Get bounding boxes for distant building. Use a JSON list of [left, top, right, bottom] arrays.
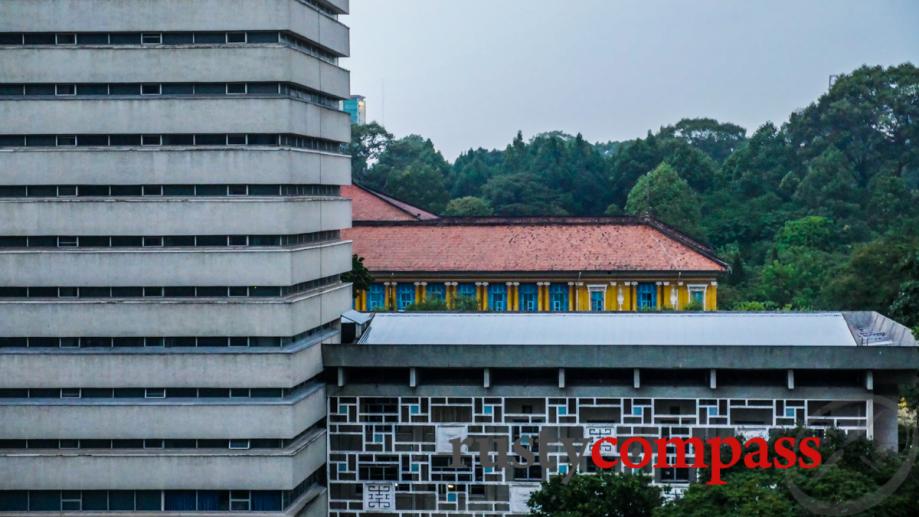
[[342, 184, 727, 312], [325, 311, 919, 514], [343, 94, 367, 125]]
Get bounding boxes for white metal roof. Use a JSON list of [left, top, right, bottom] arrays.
[[357, 312, 874, 347]]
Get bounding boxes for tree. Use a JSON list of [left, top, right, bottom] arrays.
[[792, 146, 861, 220], [754, 216, 842, 309], [384, 163, 450, 214], [659, 117, 748, 163], [784, 64, 919, 186], [625, 162, 703, 238], [889, 249, 919, 327], [528, 472, 662, 517], [341, 255, 373, 297], [658, 139, 719, 192], [372, 134, 451, 210], [443, 196, 493, 216], [450, 148, 502, 198], [348, 122, 392, 187], [482, 173, 568, 216], [825, 236, 919, 312]]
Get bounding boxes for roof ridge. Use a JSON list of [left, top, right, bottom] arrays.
[[351, 182, 439, 221]]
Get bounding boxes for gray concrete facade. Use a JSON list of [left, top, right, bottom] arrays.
[[324, 312, 919, 515], [0, 0, 351, 514]]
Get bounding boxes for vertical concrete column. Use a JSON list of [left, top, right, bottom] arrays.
[[483, 368, 491, 389], [865, 371, 874, 391], [633, 368, 640, 389], [873, 394, 899, 451], [786, 370, 795, 390], [337, 367, 346, 387], [709, 369, 717, 390], [409, 368, 417, 388], [558, 368, 566, 389]]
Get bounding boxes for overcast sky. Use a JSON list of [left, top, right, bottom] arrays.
[[343, 0, 918, 161]]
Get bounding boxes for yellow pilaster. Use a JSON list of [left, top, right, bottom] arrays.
[[568, 284, 575, 311], [707, 282, 718, 311], [606, 285, 615, 311], [656, 283, 663, 310], [511, 284, 519, 312], [577, 285, 589, 311], [482, 283, 489, 311], [537, 284, 545, 311]]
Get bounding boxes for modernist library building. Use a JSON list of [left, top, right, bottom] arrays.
[[0, 0, 352, 515], [326, 312, 919, 515]]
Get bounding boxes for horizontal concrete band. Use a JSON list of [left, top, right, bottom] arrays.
[[0, 0, 349, 56], [323, 344, 919, 370], [0, 431, 326, 490], [0, 46, 350, 99], [0, 385, 325, 440], [0, 341, 328, 389], [0, 197, 351, 235], [1, 98, 350, 142], [329, 384, 878, 400], [0, 241, 352, 286], [0, 283, 351, 337], [0, 148, 350, 186]]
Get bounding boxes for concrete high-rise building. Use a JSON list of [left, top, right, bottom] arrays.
[[0, 0, 352, 514], [342, 95, 366, 125]]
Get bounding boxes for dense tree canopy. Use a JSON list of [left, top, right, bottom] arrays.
[[625, 163, 703, 238], [349, 63, 919, 312]]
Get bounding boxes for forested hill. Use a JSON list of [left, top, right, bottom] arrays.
[[348, 64, 919, 323]]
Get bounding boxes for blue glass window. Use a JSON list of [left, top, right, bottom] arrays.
[[367, 283, 386, 311], [549, 284, 568, 312], [637, 283, 657, 310], [488, 284, 507, 312], [396, 284, 415, 310], [426, 283, 446, 303], [690, 286, 706, 305], [519, 283, 538, 312], [590, 289, 605, 311], [457, 283, 477, 303]]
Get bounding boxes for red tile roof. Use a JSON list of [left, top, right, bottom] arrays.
[[344, 218, 727, 273], [342, 184, 439, 222]]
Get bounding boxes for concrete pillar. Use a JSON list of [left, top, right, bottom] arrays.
[[483, 368, 491, 389], [337, 367, 345, 388], [633, 368, 640, 389], [786, 369, 795, 390], [409, 367, 417, 388], [865, 371, 874, 391], [709, 369, 717, 390], [873, 394, 899, 451], [558, 368, 566, 389]]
